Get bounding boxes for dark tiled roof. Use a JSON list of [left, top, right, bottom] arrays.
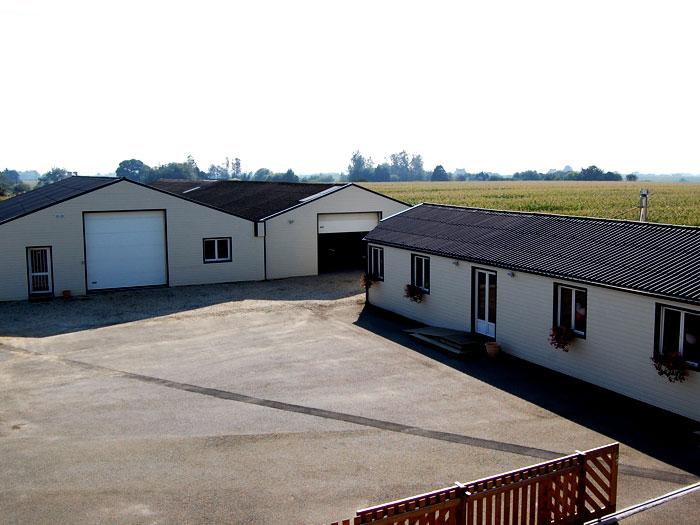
[[150, 179, 345, 221], [365, 203, 700, 305], [0, 176, 117, 224]]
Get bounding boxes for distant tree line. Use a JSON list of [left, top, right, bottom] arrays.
[[511, 166, 633, 181], [346, 150, 426, 182], [116, 156, 301, 184], [0, 167, 76, 196], [0, 169, 31, 196], [0, 155, 646, 200], [345, 151, 638, 183]]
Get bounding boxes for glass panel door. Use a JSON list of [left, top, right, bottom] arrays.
[[474, 269, 496, 337]]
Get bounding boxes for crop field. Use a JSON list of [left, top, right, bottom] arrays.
[[363, 181, 700, 226]]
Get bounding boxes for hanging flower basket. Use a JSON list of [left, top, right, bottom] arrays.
[[360, 273, 378, 290], [549, 325, 575, 352], [404, 284, 424, 303], [651, 352, 690, 383]]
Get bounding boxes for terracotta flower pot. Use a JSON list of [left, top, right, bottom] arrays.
[[485, 342, 501, 358]]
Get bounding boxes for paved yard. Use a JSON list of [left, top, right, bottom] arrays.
[[0, 271, 698, 524]]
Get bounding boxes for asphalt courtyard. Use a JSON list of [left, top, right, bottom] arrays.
[[1, 271, 698, 524]]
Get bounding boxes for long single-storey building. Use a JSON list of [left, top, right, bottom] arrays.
[[0, 176, 407, 301], [365, 203, 700, 421]]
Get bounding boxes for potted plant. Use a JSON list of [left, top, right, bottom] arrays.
[[485, 341, 501, 358], [404, 284, 424, 303], [360, 272, 378, 290], [549, 325, 575, 352], [651, 352, 690, 383]]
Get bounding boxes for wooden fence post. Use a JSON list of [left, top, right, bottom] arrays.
[[454, 482, 468, 525], [574, 451, 587, 525]]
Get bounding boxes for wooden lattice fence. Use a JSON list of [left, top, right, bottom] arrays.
[[330, 443, 619, 525]]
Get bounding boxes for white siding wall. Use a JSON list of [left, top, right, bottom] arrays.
[[0, 180, 264, 301], [369, 247, 700, 421], [368, 246, 472, 330], [265, 185, 407, 280]]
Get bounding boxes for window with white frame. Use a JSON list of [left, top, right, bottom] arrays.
[[203, 237, 231, 263], [369, 246, 384, 280], [411, 254, 430, 292], [657, 305, 699, 369], [554, 284, 587, 337]]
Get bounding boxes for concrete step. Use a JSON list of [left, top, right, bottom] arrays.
[[408, 333, 484, 359]]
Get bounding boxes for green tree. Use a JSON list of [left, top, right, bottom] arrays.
[[0, 169, 20, 194], [389, 150, 411, 180], [512, 170, 542, 180], [151, 162, 198, 182], [626, 174, 638, 181], [253, 168, 273, 181], [116, 159, 153, 182], [374, 163, 391, 182], [207, 163, 229, 180], [431, 165, 449, 181], [270, 169, 298, 182], [577, 165, 605, 181], [409, 154, 425, 181], [186, 155, 206, 179], [348, 151, 374, 181], [13, 182, 31, 194], [1, 169, 20, 185], [37, 167, 70, 187], [232, 158, 242, 179]]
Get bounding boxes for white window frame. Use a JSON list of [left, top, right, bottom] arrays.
[[203, 237, 231, 263], [555, 284, 587, 337], [369, 246, 384, 280], [411, 254, 430, 293], [657, 305, 699, 369]]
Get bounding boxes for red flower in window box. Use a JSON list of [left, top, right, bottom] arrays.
[[549, 325, 575, 352], [360, 272, 378, 290], [651, 352, 690, 383], [404, 284, 424, 303]]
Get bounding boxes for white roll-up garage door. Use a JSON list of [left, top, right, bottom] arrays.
[[84, 211, 167, 291], [317, 212, 380, 234]]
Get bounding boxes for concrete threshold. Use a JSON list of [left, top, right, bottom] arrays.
[[405, 326, 488, 359]]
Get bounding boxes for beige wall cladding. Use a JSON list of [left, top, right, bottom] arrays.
[[368, 247, 700, 422], [265, 185, 407, 280], [0, 180, 264, 301], [368, 245, 471, 330]]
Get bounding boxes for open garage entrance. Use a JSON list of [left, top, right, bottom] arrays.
[[317, 212, 380, 273]]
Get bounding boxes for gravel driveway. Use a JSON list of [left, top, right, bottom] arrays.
[[1, 271, 697, 524]]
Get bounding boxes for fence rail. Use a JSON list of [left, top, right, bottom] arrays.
[[330, 443, 619, 525]]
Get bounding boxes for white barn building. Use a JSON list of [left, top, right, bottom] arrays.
[[0, 176, 407, 301], [365, 203, 700, 422]]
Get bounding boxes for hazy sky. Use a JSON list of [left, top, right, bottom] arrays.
[[2, 0, 699, 176]]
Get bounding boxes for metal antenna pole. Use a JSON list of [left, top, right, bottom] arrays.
[[639, 189, 649, 222]]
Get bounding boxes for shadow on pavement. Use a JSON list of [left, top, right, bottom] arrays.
[[0, 270, 365, 338], [353, 304, 700, 479]]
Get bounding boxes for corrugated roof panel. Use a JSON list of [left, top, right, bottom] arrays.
[[365, 204, 700, 305], [149, 179, 346, 221], [0, 176, 117, 224]]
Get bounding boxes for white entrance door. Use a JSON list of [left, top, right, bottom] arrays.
[[474, 269, 497, 337], [27, 247, 53, 295], [84, 211, 167, 291]]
